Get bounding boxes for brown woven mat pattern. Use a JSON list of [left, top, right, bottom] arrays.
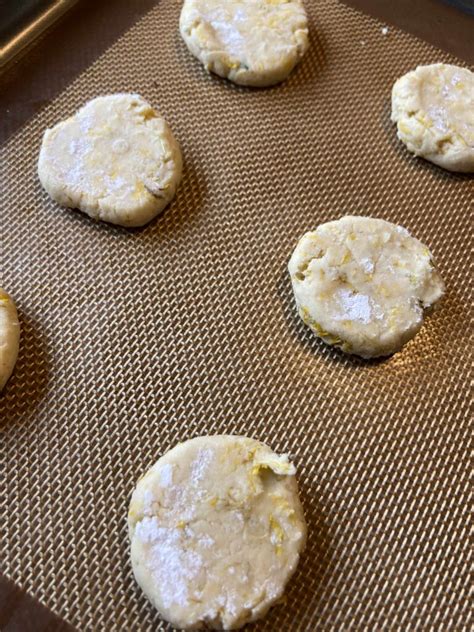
[[1, 1, 472, 629]]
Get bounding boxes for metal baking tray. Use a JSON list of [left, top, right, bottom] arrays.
[[1, 0, 472, 629], [0, 0, 79, 70]]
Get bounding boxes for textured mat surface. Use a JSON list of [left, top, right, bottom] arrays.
[[1, 0, 472, 630]]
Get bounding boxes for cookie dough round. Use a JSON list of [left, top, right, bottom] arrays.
[[0, 290, 20, 391], [179, 0, 309, 87], [288, 216, 445, 359], [128, 435, 307, 630], [391, 63, 474, 172], [38, 94, 182, 227]]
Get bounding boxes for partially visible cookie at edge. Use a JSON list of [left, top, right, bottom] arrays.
[[391, 63, 474, 172], [180, 0, 309, 87], [38, 94, 182, 227], [0, 289, 20, 391], [129, 434, 307, 629], [289, 216, 445, 359]]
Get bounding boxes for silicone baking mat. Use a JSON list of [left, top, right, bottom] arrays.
[[1, 0, 472, 629]]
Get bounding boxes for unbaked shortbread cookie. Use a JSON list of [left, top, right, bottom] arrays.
[[0, 289, 20, 391], [288, 216, 445, 359], [391, 63, 474, 172], [38, 94, 182, 227], [180, 0, 309, 87], [128, 435, 307, 629]]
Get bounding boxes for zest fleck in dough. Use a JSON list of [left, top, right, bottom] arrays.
[[128, 435, 307, 629], [391, 63, 474, 172], [180, 0, 309, 87], [0, 289, 20, 390], [38, 94, 182, 227], [288, 216, 445, 359]]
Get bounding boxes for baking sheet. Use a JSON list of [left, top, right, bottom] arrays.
[[1, 0, 472, 629], [0, 0, 80, 70]]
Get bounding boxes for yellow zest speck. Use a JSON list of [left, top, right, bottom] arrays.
[[244, 448, 257, 463], [270, 514, 285, 549], [307, 318, 343, 346], [415, 114, 433, 128], [398, 122, 411, 135], [270, 494, 296, 519], [133, 182, 146, 199]]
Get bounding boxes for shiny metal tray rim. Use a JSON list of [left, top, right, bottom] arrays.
[[0, 0, 79, 70]]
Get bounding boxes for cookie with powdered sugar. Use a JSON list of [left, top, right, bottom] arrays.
[[0, 289, 20, 391], [288, 216, 445, 359], [38, 94, 182, 227], [391, 63, 474, 173], [180, 0, 309, 87], [128, 435, 307, 629]]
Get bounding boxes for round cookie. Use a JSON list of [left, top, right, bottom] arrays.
[[179, 0, 309, 87], [38, 94, 182, 227], [0, 289, 20, 391], [391, 63, 474, 173], [128, 435, 307, 630], [288, 216, 445, 359]]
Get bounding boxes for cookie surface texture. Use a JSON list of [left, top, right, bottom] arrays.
[[391, 63, 474, 172], [128, 435, 307, 629], [180, 0, 309, 87], [38, 94, 182, 227], [288, 216, 445, 359], [0, 289, 20, 391]]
